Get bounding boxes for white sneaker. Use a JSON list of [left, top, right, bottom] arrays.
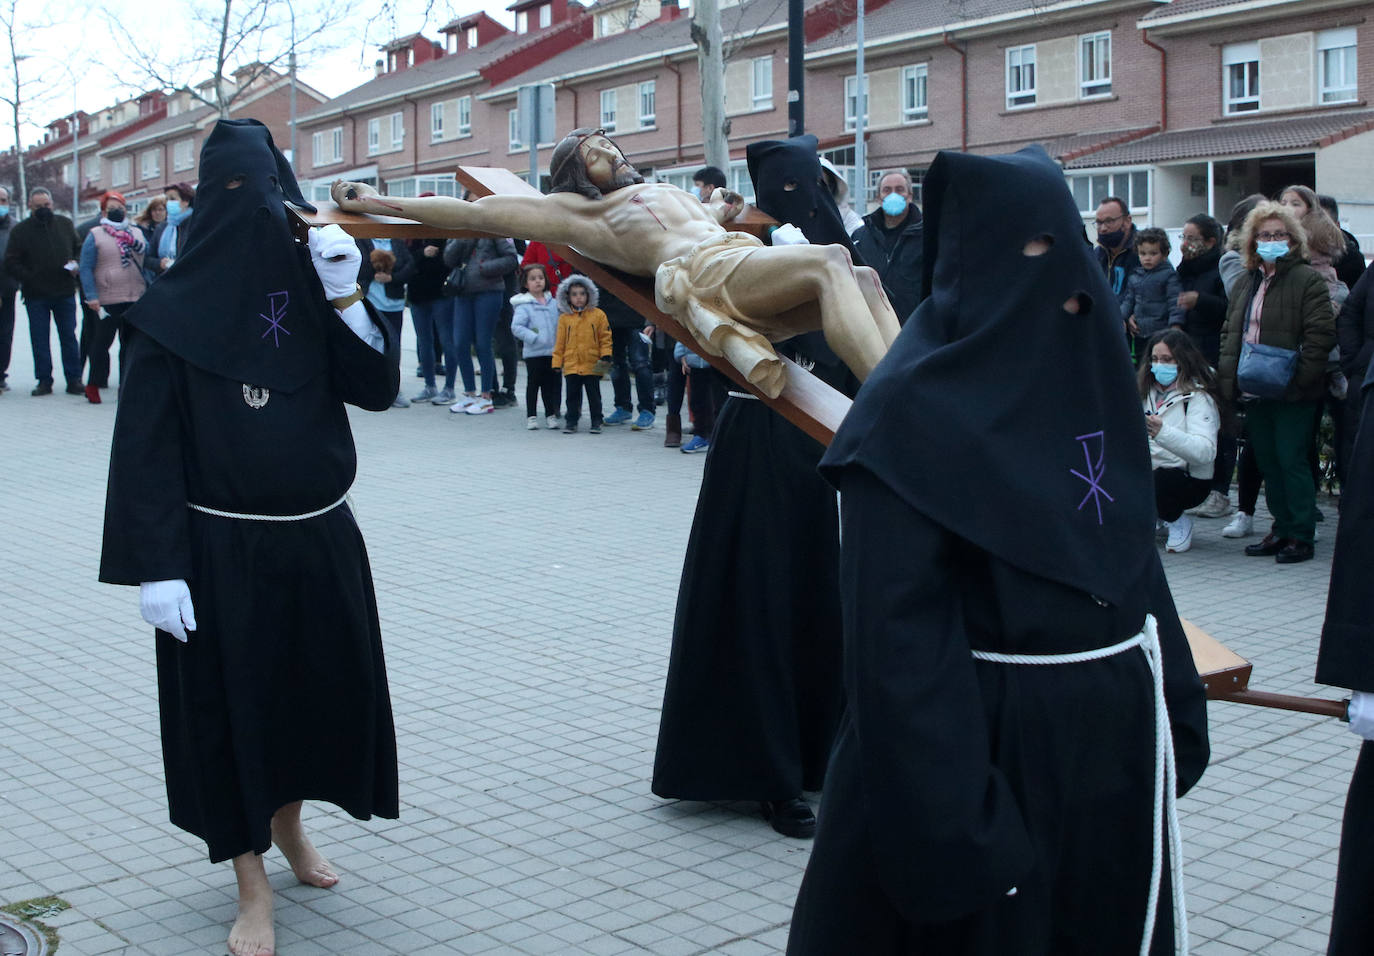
[[546, 414, 560, 430], [1221, 512, 1253, 538], [1165, 515, 1194, 553], [527, 416, 539, 430], [449, 393, 480, 413], [465, 397, 494, 415], [1189, 490, 1234, 519]]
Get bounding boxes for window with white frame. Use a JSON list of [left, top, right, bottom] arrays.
[[446, 33, 458, 53], [902, 64, 928, 122], [1319, 28, 1358, 104], [1006, 45, 1036, 108], [600, 89, 617, 132], [84, 155, 100, 178], [458, 96, 472, 135], [509, 108, 522, 150], [390, 111, 404, 149], [384, 173, 461, 198], [1079, 31, 1111, 98], [367, 117, 381, 154], [312, 127, 343, 165], [431, 102, 445, 140], [111, 156, 130, 186], [140, 148, 160, 180], [844, 73, 869, 131], [752, 56, 772, 108], [173, 137, 194, 171], [61, 162, 73, 186], [1066, 169, 1150, 217], [639, 80, 656, 128], [539, 4, 551, 28], [517, 9, 529, 33], [466, 26, 478, 47], [1222, 42, 1260, 114]]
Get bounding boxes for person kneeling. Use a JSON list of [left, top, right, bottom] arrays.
[[1143, 329, 1222, 553]]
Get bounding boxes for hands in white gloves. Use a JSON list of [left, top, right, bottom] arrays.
[[770, 223, 810, 246], [308, 224, 361, 299], [140, 579, 197, 642], [1349, 691, 1374, 740]]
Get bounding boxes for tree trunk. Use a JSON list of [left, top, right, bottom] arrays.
[[693, 0, 728, 173]]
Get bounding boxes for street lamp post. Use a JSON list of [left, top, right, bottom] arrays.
[[285, 0, 298, 174]]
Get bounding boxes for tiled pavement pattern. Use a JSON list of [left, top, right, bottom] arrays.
[[0, 321, 1358, 955]]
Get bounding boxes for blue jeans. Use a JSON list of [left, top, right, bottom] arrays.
[[26, 295, 80, 386], [410, 299, 447, 388], [453, 291, 501, 394], [610, 326, 655, 413]]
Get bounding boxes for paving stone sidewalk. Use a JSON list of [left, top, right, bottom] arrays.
[[0, 322, 1358, 954]]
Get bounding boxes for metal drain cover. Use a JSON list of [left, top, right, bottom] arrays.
[[0, 915, 44, 956]]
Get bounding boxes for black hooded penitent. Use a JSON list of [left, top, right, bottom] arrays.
[[125, 119, 331, 393], [821, 145, 1155, 607]]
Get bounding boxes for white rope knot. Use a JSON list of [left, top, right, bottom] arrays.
[[971, 615, 1187, 956]]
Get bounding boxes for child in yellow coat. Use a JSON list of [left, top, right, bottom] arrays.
[[552, 274, 613, 433]]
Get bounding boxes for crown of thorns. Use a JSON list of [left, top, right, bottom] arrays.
[[550, 128, 611, 181]]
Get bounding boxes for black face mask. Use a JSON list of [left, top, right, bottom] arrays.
[[106, 207, 126, 223], [1097, 227, 1125, 248], [32, 206, 53, 222]]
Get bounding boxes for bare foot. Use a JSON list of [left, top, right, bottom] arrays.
[[271, 806, 339, 888], [229, 854, 275, 956]]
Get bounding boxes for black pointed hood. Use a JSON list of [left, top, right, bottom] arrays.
[[125, 119, 331, 392], [820, 146, 1155, 606]]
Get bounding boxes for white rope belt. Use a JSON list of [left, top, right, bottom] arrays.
[[971, 615, 1187, 956], [726, 390, 759, 400], [187, 489, 351, 522]]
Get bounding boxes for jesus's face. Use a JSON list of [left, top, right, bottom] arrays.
[[579, 135, 640, 193]]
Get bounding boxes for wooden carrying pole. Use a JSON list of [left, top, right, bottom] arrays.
[[291, 174, 1347, 722]]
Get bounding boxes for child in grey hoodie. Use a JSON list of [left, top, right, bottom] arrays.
[[510, 263, 562, 429], [1120, 227, 1184, 364]]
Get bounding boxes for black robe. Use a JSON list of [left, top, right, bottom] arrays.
[[100, 319, 400, 862], [1315, 365, 1374, 956]]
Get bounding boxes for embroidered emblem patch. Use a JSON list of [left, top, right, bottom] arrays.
[[1070, 430, 1114, 524], [260, 290, 291, 347], [242, 384, 270, 409]]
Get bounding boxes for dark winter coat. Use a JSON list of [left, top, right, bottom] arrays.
[[355, 238, 416, 302], [443, 236, 517, 295], [404, 238, 449, 303], [1176, 245, 1227, 364], [1337, 266, 1374, 383], [852, 204, 924, 323], [1095, 226, 1140, 300], [1119, 261, 1184, 337], [1336, 229, 1367, 292], [1218, 253, 1336, 404], [0, 215, 18, 296], [4, 211, 81, 299]]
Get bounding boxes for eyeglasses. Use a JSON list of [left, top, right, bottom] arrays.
[[1257, 231, 1290, 242], [1094, 213, 1125, 230]]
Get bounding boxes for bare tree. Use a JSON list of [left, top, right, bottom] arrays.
[[108, 0, 347, 118], [0, 0, 69, 205]]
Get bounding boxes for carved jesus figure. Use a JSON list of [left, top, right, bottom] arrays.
[[331, 128, 901, 397]]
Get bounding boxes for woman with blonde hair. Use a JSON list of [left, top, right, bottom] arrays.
[[1279, 184, 1348, 305], [1217, 200, 1336, 563]]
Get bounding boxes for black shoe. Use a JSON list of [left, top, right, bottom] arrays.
[[65, 381, 84, 395], [31, 382, 52, 396], [589, 421, 603, 434], [491, 391, 514, 409], [563, 421, 578, 434], [760, 798, 816, 839], [1275, 540, 1315, 564], [1244, 533, 1284, 557]]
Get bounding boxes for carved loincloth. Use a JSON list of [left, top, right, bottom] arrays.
[[654, 231, 787, 398]]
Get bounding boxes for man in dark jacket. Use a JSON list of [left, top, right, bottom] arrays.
[[3, 186, 82, 395], [1092, 196, 1139, 301], [0, 185, 17, 391], [602, 287, 656, 429], [851, 170, 923, 324]]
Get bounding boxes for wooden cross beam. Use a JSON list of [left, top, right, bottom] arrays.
[[289, 179, 1346, 722]]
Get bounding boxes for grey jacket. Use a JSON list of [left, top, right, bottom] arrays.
[[1119, 261, 1184, 337], [509, 291, 560, 358], [443, 236, 517, 295]]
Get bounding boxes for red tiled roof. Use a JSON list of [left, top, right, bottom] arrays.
[[1062, 109, 1374, 167]]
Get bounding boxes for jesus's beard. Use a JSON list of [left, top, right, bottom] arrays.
[[600, 162, 645, 193]]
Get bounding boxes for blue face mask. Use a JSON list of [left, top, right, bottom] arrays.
[[1152, 363, 1179, 386], [881, 192, 907, 217], [0, 205, 9, 218], [1256, 240, 1289, 263]]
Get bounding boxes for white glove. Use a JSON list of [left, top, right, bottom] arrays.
[[139, 579, 197, 642], [308, 224, 362, 299], [1349, 691, 1374, 740], [771, 223, 810, 246]]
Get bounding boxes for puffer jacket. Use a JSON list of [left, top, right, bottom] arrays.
[[510, 290, 560, 358], [1218, 252, 1336, 403], [552, 274, 611, 375], [1120, 261, 1184, 337], [852, 204, 923, 323], [443, 235, 518, 295], [1145, 385, 1219, 480]]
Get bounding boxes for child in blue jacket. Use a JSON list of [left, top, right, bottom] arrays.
[[1120, 227, 1184, 364], [510, 263, 562, 429]]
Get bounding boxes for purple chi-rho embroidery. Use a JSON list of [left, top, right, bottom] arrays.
[[1071, 430, 1114, 524], [260, 291, 291, 347]]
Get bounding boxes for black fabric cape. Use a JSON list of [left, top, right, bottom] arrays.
[[789, 147, 1209, 954], [99, 119, 401, 862], [1315, 365, 1374, 955], [651, 135, 855, 804]]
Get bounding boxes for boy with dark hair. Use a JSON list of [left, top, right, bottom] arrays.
[[692, 166, 728, 202], [1120, 227, 1184, 364]]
